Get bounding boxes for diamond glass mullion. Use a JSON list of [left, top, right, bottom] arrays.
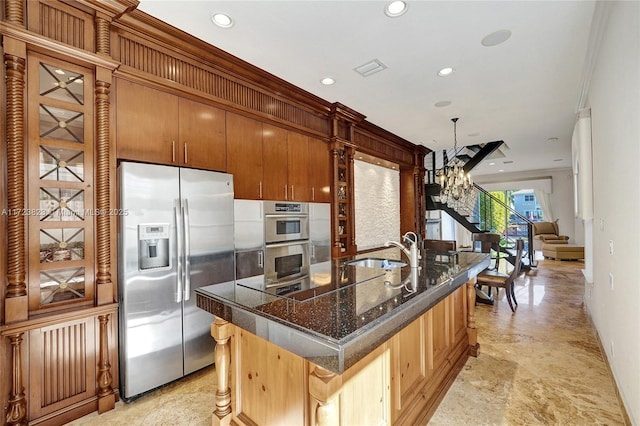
[[39, 145, 84, 182]]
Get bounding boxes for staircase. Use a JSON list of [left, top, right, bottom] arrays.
[[424, 144, 536, 269]]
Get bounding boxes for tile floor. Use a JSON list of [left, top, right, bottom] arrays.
[[69, 257, 628, 425]]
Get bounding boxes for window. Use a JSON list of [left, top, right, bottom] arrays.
[[524, 194, 534, 202]]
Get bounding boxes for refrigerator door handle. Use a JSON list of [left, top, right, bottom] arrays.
[[175, 198, 183, 303], [183, 198, 191, 301]]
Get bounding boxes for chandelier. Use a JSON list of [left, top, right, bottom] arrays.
[[439, 118, 473, 207]]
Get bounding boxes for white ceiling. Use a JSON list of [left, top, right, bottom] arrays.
[[136, 0, 597, 177]]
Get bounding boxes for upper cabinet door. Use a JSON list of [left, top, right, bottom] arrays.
[[116, 79, 179, 164], [262, 124, 288, 201], [308, 137, 331, 203], [287, 132, 309, 202], [226, 113, 264, 200], [178, 98, 226, 171]]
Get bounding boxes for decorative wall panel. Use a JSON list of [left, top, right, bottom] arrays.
[[29, 2, 92, 50], [116, 36, 329, 135]]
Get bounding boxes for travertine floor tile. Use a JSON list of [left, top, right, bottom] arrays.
[[69, 258, 626, 425]]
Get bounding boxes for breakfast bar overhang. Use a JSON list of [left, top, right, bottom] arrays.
[[196, 250, 490, 426]]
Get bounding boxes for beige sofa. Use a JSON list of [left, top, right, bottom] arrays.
[[532, 221, 569, 251]]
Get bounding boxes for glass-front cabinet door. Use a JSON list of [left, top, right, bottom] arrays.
[[27, 53, 94, 312]]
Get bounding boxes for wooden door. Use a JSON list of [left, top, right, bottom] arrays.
[[226, 113, 264, 199], [287, 132, 309, 201], [178, 98, 226, 171], [262, 124, 288, 200], [116, 79, 178, 164], [308, 137, 331, 203]]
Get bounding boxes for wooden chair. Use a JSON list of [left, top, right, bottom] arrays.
[[476, 239, 524, 312], [472, 233, 501, 270], [423, 239, 457, 252]]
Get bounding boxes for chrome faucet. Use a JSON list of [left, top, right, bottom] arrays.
[[384, 231, 421, 269]]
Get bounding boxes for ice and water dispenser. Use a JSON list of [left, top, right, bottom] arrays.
[[138, 223, 170, 270]]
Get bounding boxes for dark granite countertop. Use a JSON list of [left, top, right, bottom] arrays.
[[196, 248, 490, 374]]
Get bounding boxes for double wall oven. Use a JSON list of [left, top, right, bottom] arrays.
[[263, 201, 310, 294]]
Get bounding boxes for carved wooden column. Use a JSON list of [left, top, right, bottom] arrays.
[[4, 0, 25, 26], [94, 79, 114, 305], [5, 333, 27, 426], [309, 365, 342, 426], [97, 314, 115, 413], [4, 51, 28, 323], [211, 318, 233, 426], [466, 277, 480, 357]]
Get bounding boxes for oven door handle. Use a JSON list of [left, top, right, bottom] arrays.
[[264, 214, 309, 219], [264, 240, 310, 249]]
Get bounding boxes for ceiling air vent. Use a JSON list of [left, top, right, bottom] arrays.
[[354, 59, 387, 77]]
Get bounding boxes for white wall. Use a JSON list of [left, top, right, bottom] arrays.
[[473, 168, 577, 242], [585, 1, 640, 422], [354, 160, 400, 250]]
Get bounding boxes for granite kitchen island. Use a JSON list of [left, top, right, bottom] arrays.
[[196, 249, 490, 426]]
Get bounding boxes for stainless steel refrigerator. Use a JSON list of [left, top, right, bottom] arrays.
[[117, 161, 234, 401]]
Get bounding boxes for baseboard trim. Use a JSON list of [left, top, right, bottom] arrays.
[[584, 305, 632, 425]]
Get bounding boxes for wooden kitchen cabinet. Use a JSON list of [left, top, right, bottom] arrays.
[[116, 79, 178, 164], [226, 112, 264, 199], [308, 137, 331, 203], [116, 79, 226, 171], [262, 123, 289, 200], [286, 132, 310, 201], [178, 98, 226, 171], [228, 112, 327, 202]]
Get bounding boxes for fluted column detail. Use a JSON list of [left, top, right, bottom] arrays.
[[6, 333, 27, 426], [95, 16, 111, 55], [95, 81, 112, 300], [5, 54, 27, 299], [4, 0, 25, 26]]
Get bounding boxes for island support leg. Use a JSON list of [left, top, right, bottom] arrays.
[[211, 318, 234, 426], [466, 277, 480, 357], [309, 366, 342, 426]]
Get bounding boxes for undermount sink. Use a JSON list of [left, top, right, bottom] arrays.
[[346, 257, 408, 270]]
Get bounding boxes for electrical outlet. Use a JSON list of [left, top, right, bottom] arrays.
[[609, 240, 614, 255], [609, 272, 614, 290]]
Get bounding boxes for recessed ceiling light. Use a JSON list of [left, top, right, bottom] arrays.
[[434, 101, 452, 108], [489, 162, 495, 166], [437, 67, 454, 77], [385, 1, 408, 17], [481, 29, 512, 47], [499, 169, 505, 172], [320, 77, 335, 85], [212, 13, 233, 28], [547, 137, 559, 142], [468, 132, 480, 137], [503, 160, 513, 164], [553, 158, 563, 162]]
